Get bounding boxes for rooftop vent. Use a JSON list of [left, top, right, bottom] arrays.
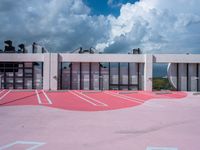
[[128, 48, 142, 54], [0, 40, 48, 53], [71, 47, 99, 54], [4, 40, 15, 53]]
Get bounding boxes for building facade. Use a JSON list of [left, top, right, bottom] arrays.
[[0, 52, 200, 91]]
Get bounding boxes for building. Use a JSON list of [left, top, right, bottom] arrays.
[[0, 41, 200, 91]]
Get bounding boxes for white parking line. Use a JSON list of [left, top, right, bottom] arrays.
[[104, 91, 143, 104], [69, 91, 98, 106], [35, 90, 52, 105], [146, 147, 178, 150], [42, 90, 52, 104], [0, 90, 5, 95], [0, 141, 46, 150], [35, 90, 42, 104], [111, 91, 145, 102], [0, 90, 11, 100], [74, 91, 108, 107]]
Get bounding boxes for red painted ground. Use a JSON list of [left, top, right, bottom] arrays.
[[0, 90, 187, 111]]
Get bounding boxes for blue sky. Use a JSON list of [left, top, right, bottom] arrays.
[[83, 0, 139, 16], [0, 0, 200, 54]]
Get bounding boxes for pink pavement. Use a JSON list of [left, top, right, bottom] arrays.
[[0, 90, 187, 111], [0, 92, 200, 150]]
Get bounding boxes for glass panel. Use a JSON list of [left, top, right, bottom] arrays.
[[25, 69, 32, 74], [6, 72, 13, 77], [34, 62, 43, 89], [4, 63, 17, 72], [24, 69, 32, 78], [81, 63, 90, 90], [129, 86, 138, 90], [5, 83, 14, 89], [120, 86, 128, 90], [91, 63, 99, 90], [110, 63, 119, 85], [15, 69, 23, 77], [120, 63, 128, 85], [24, 78, 32, 89], [18, 63, 23, 68], [0, 62, 43, 90], [72, 63, 80, 90], [15, 84, 23, 89], [15, 78, 23, 83], [24, 63, 33, 68], [189, 63, 197, 91], [139, 63, 144, 90], [6, 78, 13, 83], [198, 64, 200, 92], [129, 63, 138, 85], [0, 72, 3, 89], [110, 85, 118, 90], [61, 62, 71, 90], [100, 63, 109, 90], [177, 63, 187, 91]]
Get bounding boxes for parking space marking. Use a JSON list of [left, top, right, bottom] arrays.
[[75, 91, 108, 106], [0, 90, 5, 95], [104, 91, 143, 104], [35, 90, 42, 104], [109, 91, 145, 102], [69, 91, 98, 106], [146, 147, 178, 150], [0, 141, 46, 150], [35, 90, 52, 105], [0, 90, 11, 101], [42, 90, 52, 104]]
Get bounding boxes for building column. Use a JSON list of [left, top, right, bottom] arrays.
[[50, 53, 58, 90], [43, 53, 50, 90], [43, 53, 58, 90], [144, 54, 153, 91]]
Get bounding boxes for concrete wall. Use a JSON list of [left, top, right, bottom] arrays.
[[144, 54, 153, 91], [43, 53, 50, 90]]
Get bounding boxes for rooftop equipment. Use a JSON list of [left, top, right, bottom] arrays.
[[4, 40, 15, 53], [128, 48, 142, 54]]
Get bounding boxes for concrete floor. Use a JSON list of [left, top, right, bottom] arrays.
[[0, 92, 200, 150]]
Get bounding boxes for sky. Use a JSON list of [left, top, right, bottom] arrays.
[[0, 0, 200, 54]]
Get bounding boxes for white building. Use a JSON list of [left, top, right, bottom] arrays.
[[0, 43, 200, 91]]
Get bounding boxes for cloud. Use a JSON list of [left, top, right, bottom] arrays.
[[0, 0, 200, 54], [0, 0, 110, 52], [107, 0, 123, 8], [98, 0, 200, 53]]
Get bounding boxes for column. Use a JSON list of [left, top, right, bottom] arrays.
[[43, 53, 50, 90], [144, 54, 153, 91], [50, 53, 58, 90]]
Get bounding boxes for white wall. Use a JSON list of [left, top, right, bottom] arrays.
[[50, 53, 58, 90], [43, 53, 50, 90], [144, 54, 153, 91]]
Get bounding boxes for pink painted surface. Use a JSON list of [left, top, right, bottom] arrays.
[[0, 90, 186, 111], [0, 90, 37, 106]]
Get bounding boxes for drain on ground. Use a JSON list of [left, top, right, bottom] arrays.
[[155, 91, 172, 95], [118, 91, 138, 94], [193, 92, 200, 95], [82, 91, 102, 94]]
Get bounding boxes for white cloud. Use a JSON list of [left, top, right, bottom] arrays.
[[0, 0, 110, 52], [107, 0, 123, 8], [0, 0, 200, 54], [98, 0, 200, 53]]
